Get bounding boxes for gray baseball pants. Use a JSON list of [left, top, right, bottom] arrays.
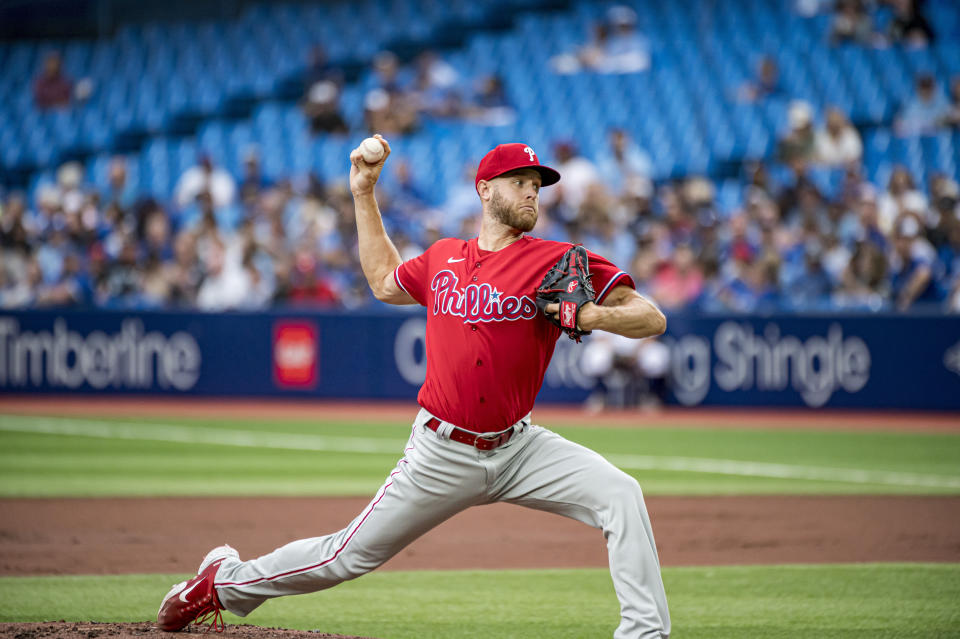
[[214, 408, 670, 639]]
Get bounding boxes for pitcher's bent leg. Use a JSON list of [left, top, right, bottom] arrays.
[[214, 426, 483, 616], [493, 427, 670, 639]]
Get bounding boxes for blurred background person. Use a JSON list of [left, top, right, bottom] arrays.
[[814, 107, 863, 167], [32, 51, 72, 109], [895, 73, 949, 136]]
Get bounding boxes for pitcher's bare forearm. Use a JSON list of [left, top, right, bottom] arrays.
[[348, 135, 414, 305], [352, 190, 407, 301], [579, 286, 666, 339]]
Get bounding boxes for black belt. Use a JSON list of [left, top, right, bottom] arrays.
[[425, 417, 515, 451]]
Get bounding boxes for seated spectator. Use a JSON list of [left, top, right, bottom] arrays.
[[940, 76, 960, 129], [96, 237, 141, 307], [599, 5, 651, 74], [550, 5, 650, 74], [544, 141, 601, 216], [650, 244, 704, 310], [829, 0, 874, 45], [834, 240, 890, 310], [852, 185, 890, 250], [0, 255, 28, 309], [196, 237, 251, 311], [462, 74, 515, 126], [821, 231, 853, 285], [141, 206, 174, 264], [174, 153, 237, 211], [104, 156, 136, 213], [302, 80, 349, 135], [2, 256, 42, 308], [814, 107, 863, 166], [736, 55, 783, 103], [878, 166, 926, 234], [778, 101, 816, 165], [550, 23, 611, 74], [363, 51, 419, 135], [785, 244, 833, 309], [895, 73, 949, 136], [289, 248, 340, 306], [33, 51, 72, 109], [716, 256, 782, 313], [300, 45, 349, 135], [36, 249, 91, 307], [784, 180, 829, 234], [238, 147, 273, 206], [888, 215, 940, 310], [139, 255, 173, 308], [719, 212, 760, 278], [885, 0, 934, 46], [927, 174, 959, 247], [164, 230, 203, 306], [578, 183, 635, 268], [411, 50, 461, 118], [0, 193, 33, 254], [596, 128, 653, 194]]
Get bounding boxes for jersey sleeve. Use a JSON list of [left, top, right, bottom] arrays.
[[393, 246, 432, 306], [585, 248, 636, 304]]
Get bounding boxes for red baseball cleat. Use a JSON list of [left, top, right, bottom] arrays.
[[158, 545, 239, 633]]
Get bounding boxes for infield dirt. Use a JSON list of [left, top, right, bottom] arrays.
[[2, 494, 959, 576]]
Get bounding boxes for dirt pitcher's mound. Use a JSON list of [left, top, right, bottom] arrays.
[[0, 623, 377, 639]]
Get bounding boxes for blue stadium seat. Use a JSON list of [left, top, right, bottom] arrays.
[[5, 0, 960, 206]]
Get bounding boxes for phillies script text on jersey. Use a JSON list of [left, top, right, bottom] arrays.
[[396, 236, 633, 431], [431, 270, 539, 323]]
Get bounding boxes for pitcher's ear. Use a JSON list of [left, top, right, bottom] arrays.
[[477, 179, 492, 201]]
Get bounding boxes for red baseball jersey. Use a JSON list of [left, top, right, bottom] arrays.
[[394, 235, 635, 431]]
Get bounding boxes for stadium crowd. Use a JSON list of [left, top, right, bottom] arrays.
[[2, 3, 960, 315], [2, 124, 959, 315]]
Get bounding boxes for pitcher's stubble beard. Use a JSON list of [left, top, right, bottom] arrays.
[[489, 189, 537, 232]]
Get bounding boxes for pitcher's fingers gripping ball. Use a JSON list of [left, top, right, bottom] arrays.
[[349, 134, 391, 194], [536, 243, 596, 342], [360, 137, 386, 164]]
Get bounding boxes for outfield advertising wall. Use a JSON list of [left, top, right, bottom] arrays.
[[1, 310, 958, 410]]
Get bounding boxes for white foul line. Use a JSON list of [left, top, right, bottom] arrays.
[[1, 414, 958, 490], [605, 454, 960, 490], [0, 415, 400, 454]]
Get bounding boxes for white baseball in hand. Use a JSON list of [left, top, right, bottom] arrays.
[[360, 137, 385, 164]]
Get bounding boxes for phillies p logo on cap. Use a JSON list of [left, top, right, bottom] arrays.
[[475, 143, 561, 190]]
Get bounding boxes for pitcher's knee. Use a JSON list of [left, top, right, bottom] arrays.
[[337, 545, 393, 580], [604, 470, 645, 511]]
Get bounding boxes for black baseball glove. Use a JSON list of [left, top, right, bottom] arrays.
[[535, 244, 596, 343]]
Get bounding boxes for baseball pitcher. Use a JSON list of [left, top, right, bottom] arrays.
[[158, 137, 670, 639]]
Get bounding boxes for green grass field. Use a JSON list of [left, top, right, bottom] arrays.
[[1, 410, 959, 638], [2, 565, 959, 638], [2, 413, 959, 497]]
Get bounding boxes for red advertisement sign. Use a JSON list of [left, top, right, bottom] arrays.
[[272, 321, 318, 389]]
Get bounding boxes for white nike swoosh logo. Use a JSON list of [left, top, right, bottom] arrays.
[[447, 257, 465, 263], [179, 579, 202, 602]]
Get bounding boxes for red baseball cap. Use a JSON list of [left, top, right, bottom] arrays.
[[475, 143, 561, 190]]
